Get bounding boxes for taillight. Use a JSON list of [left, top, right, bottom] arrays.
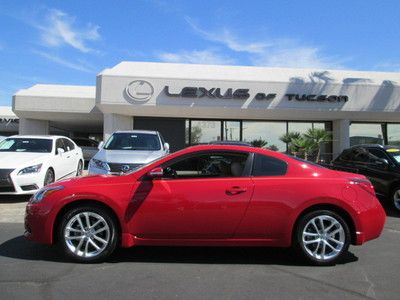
[[349, 178, 375, 196]]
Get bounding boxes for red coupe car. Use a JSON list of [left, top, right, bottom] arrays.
[[24, 145, 386, 265]]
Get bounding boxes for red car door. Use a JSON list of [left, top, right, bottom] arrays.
[[127, 151, 254, 239]]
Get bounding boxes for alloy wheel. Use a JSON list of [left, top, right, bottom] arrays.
[[301, 215, 345, 261], [393, 189, 400, 211], [64, 212, 111, 258]]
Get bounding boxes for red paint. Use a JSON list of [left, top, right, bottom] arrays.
[[25, 145, 386, 250]]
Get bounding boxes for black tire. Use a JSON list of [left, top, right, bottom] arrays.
[[58, 205, 118, 263], [390, 186, 400, 211], [76, 160, 83, 176], [294, 210, 351, 266], [44, 169, 55, 186]]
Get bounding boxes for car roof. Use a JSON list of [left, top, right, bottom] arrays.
[[350, 144, 400, 150], [8, 135, 69, 140], [113, 130, 159, 135], [208, 140, 253, 146]]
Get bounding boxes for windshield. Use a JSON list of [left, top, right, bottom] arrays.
[[104, 133, 161, 151], [386, 148, 400, 163], [0, 138, 53, 153]]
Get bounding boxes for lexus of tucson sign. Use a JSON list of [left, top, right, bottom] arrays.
[[164, 86, 349, 102]]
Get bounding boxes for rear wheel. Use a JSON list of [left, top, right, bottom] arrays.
[[391, 187, 400, 211], [294, 210, 350, 266], [44, 169, 55, 186], [58, 205, 118, 263]]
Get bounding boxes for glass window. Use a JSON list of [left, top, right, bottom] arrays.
[[368, 148, 389, 160], [313, 122, 326, 130], [252, 154, 287, 176], [223, 121, 240, 141], [388, 124, 400, 146], [162, 152, 248, 179], [104, 132, 161, 151], [0, 138, 53, 153], [242, 121, 286, 151], [288, 122, 313, 134], [56, 139, 66, 153], [350, 123, 384, 146], [190, 120, 221, 144], [63, 139, 75, 152]]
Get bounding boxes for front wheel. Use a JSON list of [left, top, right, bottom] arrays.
[[76, 160, 83, 176], [44, 169, 55, 186], [58, 205, 118, 263], [294, 210, 351, 266]]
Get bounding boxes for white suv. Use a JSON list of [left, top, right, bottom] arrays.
[[88, 130, 169, 175]]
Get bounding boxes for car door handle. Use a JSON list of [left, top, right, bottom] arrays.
[[226, 186, 247, 195]]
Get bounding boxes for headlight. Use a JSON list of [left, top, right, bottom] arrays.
[[31, 186, 64, 203], [18, 164, 43, 175], [90, 159, 110, 171]]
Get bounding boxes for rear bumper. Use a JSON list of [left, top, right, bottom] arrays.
[[354, 199, 386, 245]]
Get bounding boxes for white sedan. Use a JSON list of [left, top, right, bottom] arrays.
[[0, 135, 84, 195]]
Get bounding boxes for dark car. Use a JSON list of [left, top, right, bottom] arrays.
[[72, 138, 100, 161], [330, 144, 400, 210]]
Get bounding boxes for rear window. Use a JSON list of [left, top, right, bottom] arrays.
[[252, 154, 287, 176]]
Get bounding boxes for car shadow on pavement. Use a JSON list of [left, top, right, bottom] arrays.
[[0, 235, 358, 266], [0, 195, 31, 203]]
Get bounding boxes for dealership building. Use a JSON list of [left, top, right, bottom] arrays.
[[6, 61, 400, 160]]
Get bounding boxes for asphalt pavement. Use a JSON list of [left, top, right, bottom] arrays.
[[0, 196, 399, 300]]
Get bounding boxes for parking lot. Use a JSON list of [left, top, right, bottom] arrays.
[[0, 196, 399, 300]]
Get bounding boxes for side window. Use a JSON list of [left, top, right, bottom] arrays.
[[63, 139, 75, 152], [252, 154, 287, 176], [367, 148, 388, 161], [352, 147, 370, 163], [162, 151, 249, 179], [337, 149, 355, 162], [56, 139, 66, 154]]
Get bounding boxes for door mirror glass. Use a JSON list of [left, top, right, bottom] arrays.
[[164, 143, 170, 152], [98, 141, 104, 150], [57, 148, 65, 155], [148, 167, 164, 179]]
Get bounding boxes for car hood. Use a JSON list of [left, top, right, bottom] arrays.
[[94, 149, 165, 164], [0, 152, 51, 169]]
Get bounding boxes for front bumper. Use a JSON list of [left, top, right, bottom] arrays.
[[0, 169, 45, 195], [24, 202, 53, 244]]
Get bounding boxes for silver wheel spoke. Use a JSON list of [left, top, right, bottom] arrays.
[[84, 239, 90, 257], [75, 238, 85, 253], [303, 231, 319, 237], [93, 235, 108, 244], [93, 227, 107, 235], [66, 227, 81, 233], [84, 212, 91, 228], [303, 238, 320, 244], [324, 222, 336, 233], [324, 240, 339, 253], [328, 236, 344, 245], [77, 215, 85, 230], [90, 220, 102, 229], [66, 235, 84, 240], [89, 238, 101, 250]]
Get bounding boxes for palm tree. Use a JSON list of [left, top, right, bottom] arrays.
[[304, 128, 332, 162], [251, 139, 268, 148], [280, 132, 301, 154], [291, 137, 315, 160]]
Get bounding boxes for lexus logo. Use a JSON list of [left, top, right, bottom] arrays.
[[125, 80, 154, 102], [121, 165, 130, 172]]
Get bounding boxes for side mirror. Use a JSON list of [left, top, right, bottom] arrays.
[[375, 158, 389, 169], [57, 148, 65, 155], [148, 167, 163, 179], [98, 141, 104, 150], [164, 143, 170, 152]]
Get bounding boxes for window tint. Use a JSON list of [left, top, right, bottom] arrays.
[[0, 138, 53, 153], [104, 133, 161, 151], [352, 147, 371, 163], [252, 154, 287, 176], [63, 139, 75, 151], [337, 149, 355, 161], [162, 152, 249, 179]]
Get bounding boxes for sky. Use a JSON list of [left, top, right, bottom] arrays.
[[1, 0, 400, 106]]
